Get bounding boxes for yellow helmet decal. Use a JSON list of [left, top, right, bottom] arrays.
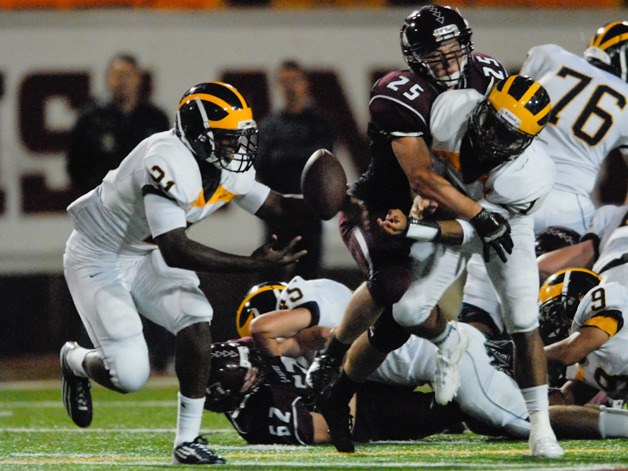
[[235, 283, 286, 337], [590, 21, 628, 51], [488, 75, 551, 136], [539, 267, 602, 304], [177, 82, 253, 131]]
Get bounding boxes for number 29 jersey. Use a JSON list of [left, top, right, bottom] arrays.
[[520, 44, 628, 198]]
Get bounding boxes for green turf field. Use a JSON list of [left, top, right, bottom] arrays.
[[1, 377, 628, 470]]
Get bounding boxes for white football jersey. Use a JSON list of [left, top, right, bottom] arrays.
[[430, 88, 555, 216], [520, 44, 628, 197], [278, 276, 352, 329], [567, 280, 628, 400], [585, 205, 628, 278], [66, 130, 270, 254]]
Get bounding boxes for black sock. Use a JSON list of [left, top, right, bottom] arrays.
[[334, 371, 360, 405], [326, 336, 350, 364]]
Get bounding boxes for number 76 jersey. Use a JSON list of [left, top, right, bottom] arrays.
[[520, 44, 628, 198], [568, 280, 628, 401]]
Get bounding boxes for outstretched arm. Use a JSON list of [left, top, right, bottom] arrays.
[[537, 240, 596, 284], [250, 308, 314, 357], [254, 190, 315, 223], [392, 136, 483, 219], [545, 327, 609, 366], [155, 227, 306, 273]]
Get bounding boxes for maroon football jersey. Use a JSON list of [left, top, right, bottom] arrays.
[[225, 356, 315, 445], [351, 53, 507, 216]]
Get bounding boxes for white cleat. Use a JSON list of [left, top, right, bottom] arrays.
[[433, 322, 469, 405], [530, 436, 565, 458]]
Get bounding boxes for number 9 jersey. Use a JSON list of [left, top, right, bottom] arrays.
[[568, 280, 628, 401]]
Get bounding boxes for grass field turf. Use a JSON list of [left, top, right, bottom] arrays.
[[1, 377, 628, 470]]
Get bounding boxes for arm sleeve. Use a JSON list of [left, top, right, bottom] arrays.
[[235, 180, 271, 214], [144, 192, 187, 237]]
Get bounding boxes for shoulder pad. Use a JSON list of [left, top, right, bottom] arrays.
[[144, 139, 202, 208], [431, 89, 482, 142]]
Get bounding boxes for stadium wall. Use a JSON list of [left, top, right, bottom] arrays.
[[0, 8, 624, 354]]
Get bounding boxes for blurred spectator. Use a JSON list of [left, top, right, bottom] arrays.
[[65, 53, 174, 374], [255, 59, 335, 280], [66, 53, 170, 194]]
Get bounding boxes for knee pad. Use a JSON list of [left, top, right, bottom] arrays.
[[392, 295, 433, 328], [368, 308, 410, 353], [103, 334, 150, 392]]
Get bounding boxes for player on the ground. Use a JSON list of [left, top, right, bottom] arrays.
[[59, 81, 317, 465], [539, 266, 628, 406], [460, 21, 628, 345], [204, 278, 628, 445], [304, 4, 510, 437], [536, 204, 627, 400]]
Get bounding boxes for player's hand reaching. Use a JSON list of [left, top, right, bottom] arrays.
[[251, 235, 308, 267], [377, 209, 408, 236], [409, 195, 438, 220], [469, 209, 513, 263]]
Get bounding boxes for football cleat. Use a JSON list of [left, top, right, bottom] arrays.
[[433, 322, 469, 405], [530, 436, 565, 458], [172, 435, 226, 465], [305, 352, 342, 400], [316, 394, 355, 453], [60, 341, 93, 428]]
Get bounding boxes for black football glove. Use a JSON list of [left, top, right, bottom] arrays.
[[469, 209, 513, 263]]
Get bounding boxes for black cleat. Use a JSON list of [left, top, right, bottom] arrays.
[[60, 341, 92, 428], [317, 394, 355, 453], [173, 435, 226, 465], [305, 352, 341, 400]]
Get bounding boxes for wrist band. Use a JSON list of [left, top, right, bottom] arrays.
[[405, 219, 440, 241]]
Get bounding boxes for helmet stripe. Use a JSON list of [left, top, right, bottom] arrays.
[[599, 31, 628, 51], [194, 98, 211, 130]]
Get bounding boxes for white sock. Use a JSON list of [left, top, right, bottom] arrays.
[[430, 321, 461, 352], [66, 345, 90, 378], [599, 405, 628, 438], [174, 392, 205, 446], [522, 385, 555, 440]]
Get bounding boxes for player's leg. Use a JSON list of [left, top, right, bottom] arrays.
[[459, 254, 505, 339], [306, 211, 412, 398], [62, 247, 150, 428], [549, 405, 628, 439], [486, 215, 563, 458], [455, 323, 530, 438], [316, 308, 410, 452], [133, 250, 224, 465], [393, 245, 469, 405]]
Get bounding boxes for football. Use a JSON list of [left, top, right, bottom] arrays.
[[300, 149, 348, 220]]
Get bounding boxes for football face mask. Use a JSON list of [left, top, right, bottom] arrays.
[[194, 125, 258, 173]]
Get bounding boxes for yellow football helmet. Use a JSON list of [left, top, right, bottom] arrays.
[[175, 82, 258, 173], [584, 21, 628, 82], [538, 268, 602, 344], [235, 281, 287, 337], [462, 75, 551, 182]]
